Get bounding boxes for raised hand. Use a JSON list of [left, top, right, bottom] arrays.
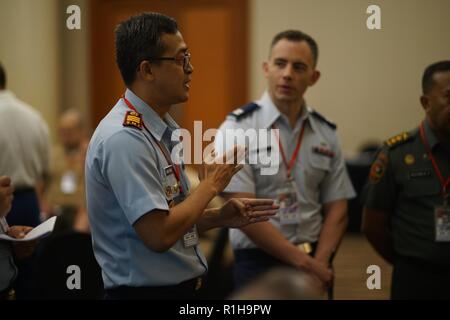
[[198, 145, 246, 194]]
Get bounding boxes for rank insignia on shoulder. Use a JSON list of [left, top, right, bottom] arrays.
[[312, 146, 335, 158], [123, 110, 143, 130], [228, 103, 260, 121], [308, 108, 337, 130], [385, 132, 411, 148]]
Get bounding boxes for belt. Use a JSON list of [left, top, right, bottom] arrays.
[[396, 255, 450, 275], [105, 276, 204, 299], [297, 242, 315, 254], [13, 187, 35, 195]]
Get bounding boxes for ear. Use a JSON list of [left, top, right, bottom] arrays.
[[137, 60, 154, 82], [420, 95, 429, 112], [262, 61, 269, 79], [309, 69, 321, 86]]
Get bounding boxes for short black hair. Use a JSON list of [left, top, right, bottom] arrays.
[[422, 60, 450, 94], [270, 30, 319, 66], [115, 12, 178, 86], [0, 62, 6, 89]]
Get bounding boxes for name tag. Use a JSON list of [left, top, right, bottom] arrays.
[[409, 170, 432, 179], [435, 206, 450, 242], [183, 225, 199, 248], [60, 171, 77, 194]]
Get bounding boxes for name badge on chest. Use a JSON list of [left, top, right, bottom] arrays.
[[276, 178, 301, 225], [183, 225, 199, 248], [60, 170, 77, 194], [163, 165, 180, 202]]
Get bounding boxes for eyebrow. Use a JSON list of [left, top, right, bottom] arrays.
[[274, 58, 308, 67]]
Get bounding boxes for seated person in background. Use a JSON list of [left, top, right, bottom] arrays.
[[43, 109, 89, 233], [1, 176, 36, 300]]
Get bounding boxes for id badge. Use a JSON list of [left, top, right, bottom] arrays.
[[276, 179, 301, 225], [183, 225, 199, 248], [163, 165, 180, 201], [435, 206, 450, 242], [60, 171, 77, 194]]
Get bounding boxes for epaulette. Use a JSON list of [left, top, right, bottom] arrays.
[[384, 132, 412, 149], [309, 109, 337, 130], [122, 110, 143, 130], [228, 103, 260, 121]]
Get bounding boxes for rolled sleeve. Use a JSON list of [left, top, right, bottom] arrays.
[[102, 130, 169, 225]]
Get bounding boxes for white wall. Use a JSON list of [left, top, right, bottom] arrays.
[[250, 0, 450, 155]]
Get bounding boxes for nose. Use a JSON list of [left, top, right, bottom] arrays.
[[282, 64, 293, 80], [185, 60, 194, 74]]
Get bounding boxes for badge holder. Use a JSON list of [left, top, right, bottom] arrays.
[[435, 189, 450, 242], [276, 177, 301, 225]]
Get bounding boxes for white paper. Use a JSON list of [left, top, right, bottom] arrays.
[[0, 216, 57, 242]]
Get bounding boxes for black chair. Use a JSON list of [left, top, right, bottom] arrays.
[[32, 230, 104, 299]]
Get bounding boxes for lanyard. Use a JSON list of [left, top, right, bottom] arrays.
[[419, 121, 450, 201], [272, 121, 307, 180], [122, 96, 183, 193]]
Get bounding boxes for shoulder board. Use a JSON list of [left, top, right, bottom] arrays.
[[122, 110, 143, 130], [228, 103, 260, 121], [384, 132, 412, 149], [310, 109, 337, 130]]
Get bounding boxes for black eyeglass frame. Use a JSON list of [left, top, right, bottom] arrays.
[[141, 52, 191, 72]]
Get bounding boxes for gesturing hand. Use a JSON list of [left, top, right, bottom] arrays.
[[218, 198, 278, 228], [198, 145, 246, 194]]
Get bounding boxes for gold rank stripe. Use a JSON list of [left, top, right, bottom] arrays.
[[126, 115, 141, 123]]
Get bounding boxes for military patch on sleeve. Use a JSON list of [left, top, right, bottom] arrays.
[[369, 151, 388, 184], [385, 132, 411, 149], [123, 110, 143, 130]]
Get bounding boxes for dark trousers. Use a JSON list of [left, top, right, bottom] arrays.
[[391, 256, 450, 300], [5, 188, 40, 300], [104, 277, 203, 300], [233, 244, 317, 291]]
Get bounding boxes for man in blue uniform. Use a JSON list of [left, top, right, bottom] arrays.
[[216, 30, 356, 293], [85, 12, 277, 300]]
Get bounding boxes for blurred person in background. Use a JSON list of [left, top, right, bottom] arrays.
[[43, 109, 89, 233], [0, 63, 51, 299]]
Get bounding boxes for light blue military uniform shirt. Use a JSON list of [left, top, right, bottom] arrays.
[[216, 91, 356, 250], [85, 89, 207, 289]]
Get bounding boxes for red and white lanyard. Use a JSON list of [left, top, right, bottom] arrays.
[[419, 121, 450, 202], [122, 96, 183, 193], [272, 122, 307, 180]]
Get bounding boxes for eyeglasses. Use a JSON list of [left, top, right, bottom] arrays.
[[147, 52, 192, 73]]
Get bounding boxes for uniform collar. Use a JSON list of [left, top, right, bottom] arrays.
[[423, 119, 440, 150], [124, 88, 179, 142], [257, 90, 315, 132], [0, 89, 14, 100]]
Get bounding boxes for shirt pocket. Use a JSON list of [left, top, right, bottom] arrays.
[[303, 153, 331, 188], [402, 172, 441, 198]]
